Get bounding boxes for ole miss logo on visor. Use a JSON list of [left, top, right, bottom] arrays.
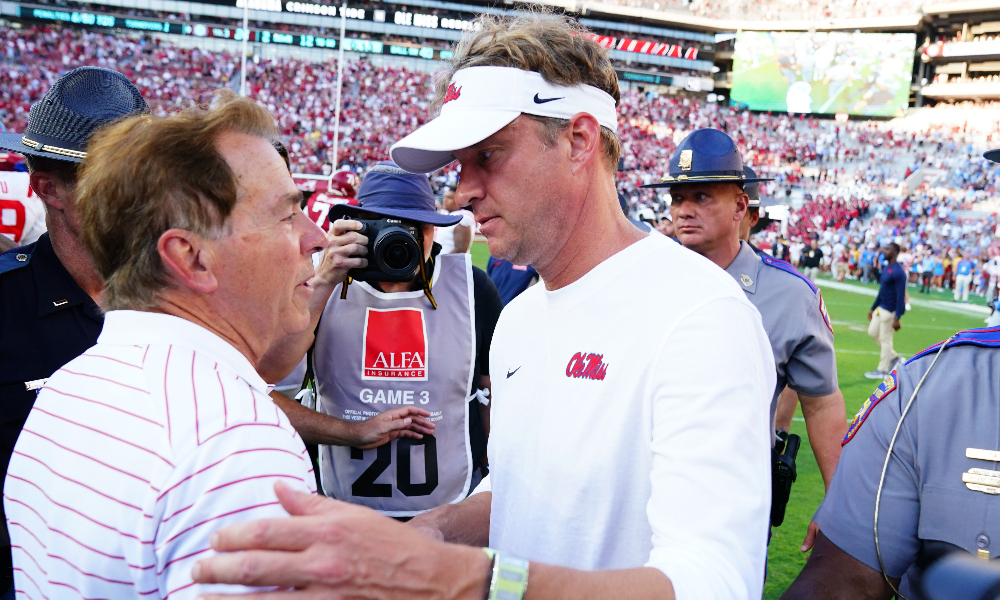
[[362, 308, 428, 380], [442, 83, 462, 104]]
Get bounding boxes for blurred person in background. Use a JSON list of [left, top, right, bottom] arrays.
[[920, 250, 935, 293], [954, 253, 974, 302], [773, 235, 791, 262], [860, 242, 876, 283], [0, 66, 149, 599], [487, 256, 539, 306], [931, 252, 945, 290], [435, 186, 475, 254], [801, 238, 823, 281]]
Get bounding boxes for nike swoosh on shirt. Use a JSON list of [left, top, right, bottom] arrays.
[[533, 94, 564, 104], [506, 367, 521, 379]]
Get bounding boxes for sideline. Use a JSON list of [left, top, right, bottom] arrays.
[[815, 278, 992, 317]]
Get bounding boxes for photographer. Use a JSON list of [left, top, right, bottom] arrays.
[[265, 162, 501, 517]]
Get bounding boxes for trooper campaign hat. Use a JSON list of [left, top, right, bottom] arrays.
[[642, 128, 773, 189], [0, 67, 149, 163], [328, 162, 462, 227], [744, 166, 779, 208]]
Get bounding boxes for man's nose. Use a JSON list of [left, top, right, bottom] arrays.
[[455, 169, 482, 210], [301, 213, 328, 255]]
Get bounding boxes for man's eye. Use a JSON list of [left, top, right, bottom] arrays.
[[480, 150, 493, 162], [285, 213, 296, 223]]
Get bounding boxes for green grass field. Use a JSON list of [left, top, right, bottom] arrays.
[[470, 241, 988, 597]]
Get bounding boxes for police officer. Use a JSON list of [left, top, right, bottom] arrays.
[[645, 129, 847, 527], [739, 170, 781, 246], [0, 67, 149, 597], [782, 148, 1000, 599]]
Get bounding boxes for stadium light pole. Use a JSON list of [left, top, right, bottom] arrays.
[[331, 1, 347, 173], [240, 0, 249, 96]]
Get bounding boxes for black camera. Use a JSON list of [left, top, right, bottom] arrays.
[[340, 214, 422, 282]]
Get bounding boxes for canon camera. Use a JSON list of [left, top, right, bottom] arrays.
[[343, 215, 422, 282]]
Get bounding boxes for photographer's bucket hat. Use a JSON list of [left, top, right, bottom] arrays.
[[642, 129, 773, 189], [328, 162, 462, 226], [0, 67, 149, 163], [390, 66, 619, 174]]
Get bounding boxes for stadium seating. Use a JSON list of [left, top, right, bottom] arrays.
[[2, 24, 998, 255]]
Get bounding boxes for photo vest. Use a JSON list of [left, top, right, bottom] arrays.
[[313, 253, 476, 516]]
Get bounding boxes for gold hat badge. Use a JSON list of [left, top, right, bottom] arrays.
[[678, 150, 693, 171]]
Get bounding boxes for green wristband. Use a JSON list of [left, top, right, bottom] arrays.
[[482, 548, 529, 600]]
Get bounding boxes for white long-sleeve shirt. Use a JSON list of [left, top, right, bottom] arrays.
[[484, 234, 775, 600], [5, 310, 316, 599]]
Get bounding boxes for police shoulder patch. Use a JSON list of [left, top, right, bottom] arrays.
[[0, 247, 32, 277], [842, 370, 898, 445], [760, 255, 819, 294]]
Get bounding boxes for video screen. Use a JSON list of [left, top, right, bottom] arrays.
[[730, 31, 916, 117]]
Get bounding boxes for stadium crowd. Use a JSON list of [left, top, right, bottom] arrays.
[[582, 0, 922, 22], [2, 25, 999, 188], [4, 25, 1000, 273]]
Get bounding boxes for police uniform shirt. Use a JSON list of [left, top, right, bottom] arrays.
[[0, 233, 103, 574], [815, 330, 1000, 595], [725, 241, 838, 420]]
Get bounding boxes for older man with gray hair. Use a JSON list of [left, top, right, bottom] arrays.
[[4, 92, 330, 600]]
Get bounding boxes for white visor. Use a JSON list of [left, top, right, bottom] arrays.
[[390, 66, 619, 173]]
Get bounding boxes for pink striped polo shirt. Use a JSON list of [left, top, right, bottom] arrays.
[[4, 310, 316, 600]]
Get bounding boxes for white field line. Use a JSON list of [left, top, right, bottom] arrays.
[[816, 278, 992, 317]]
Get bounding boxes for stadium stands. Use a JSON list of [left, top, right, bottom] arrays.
[[1, 24, 998, 256], [594, 0, 923, 22]]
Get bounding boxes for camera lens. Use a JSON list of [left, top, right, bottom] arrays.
[[373, 226, 420, 279], [383, 240, 414, 270]]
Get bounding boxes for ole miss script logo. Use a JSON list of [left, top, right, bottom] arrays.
[[362, 308, 428, 381], [442, 83, 462, 104], [566, 352, 608, 381]]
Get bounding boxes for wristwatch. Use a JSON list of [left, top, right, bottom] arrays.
[[482, 548, 529, 600]]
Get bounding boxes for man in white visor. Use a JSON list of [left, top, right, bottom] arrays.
[[192, 14, 775, 600]]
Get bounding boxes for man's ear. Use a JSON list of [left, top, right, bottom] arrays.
[[734, 192, 750, 222], [157, 229, 219, 293], [29, 171, 71, 212], [566, 113, 602, 173]]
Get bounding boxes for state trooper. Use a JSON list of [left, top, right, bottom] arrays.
[[740, 171, 814, 478], [782, 148, 1000, 599], [646, 129, 847, 532], [738, 170, 781, 247], [0, 67, 149, 598]]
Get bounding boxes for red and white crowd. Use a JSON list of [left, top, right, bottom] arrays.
[[3, 24, 1000, 267]]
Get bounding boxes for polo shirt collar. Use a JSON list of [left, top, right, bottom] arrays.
[[32, 234, 101, 320], [97, 310, 270, 393], [725, 240, 762, 295]]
